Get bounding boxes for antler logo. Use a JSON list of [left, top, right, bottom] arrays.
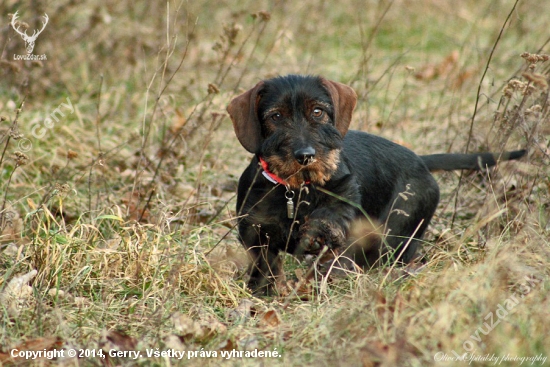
[[11, 11, 49, 54]]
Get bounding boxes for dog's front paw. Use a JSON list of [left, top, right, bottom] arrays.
[[298, 219, 346, 254]]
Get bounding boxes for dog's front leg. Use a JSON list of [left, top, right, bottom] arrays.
[[296, 177, 361, 256], [246, 244, 282, 296], [239, 223, 283, 295], [297, 203, 357, 255]]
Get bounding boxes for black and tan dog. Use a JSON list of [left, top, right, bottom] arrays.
[[227, 74, 525, 295]]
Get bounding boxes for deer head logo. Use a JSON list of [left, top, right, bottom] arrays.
[[11, 11, 49, 54]]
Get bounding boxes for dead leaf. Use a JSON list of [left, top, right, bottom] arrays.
[[197, 317, 227, 343], [121, 191, 148, 222], [238, 336, 259, 351], [99, 329, 137, 351], [47, 289, 67, 299], [228, 299, 255, 322], [0, 269, 38, 317], [27, 198, 37, 211], [0, 336, 63, 364], [74, 296, 92, 307], [452, 69, 475, 89], [216, 338, 235, 351], [2, 243, 19, 257], [98, 330, 138, 367], [170, 107, 188, 134], [171, 312, 226, 344], [373, 292, 405, 321], [360, 339, 407, 367], [414, 50, 458, 80], [172, 313, 204, 340], [280, 278, 313, 300], [0, 205, 23, 243], [163, 334, 186, 351], [258, 309, 281, 328]]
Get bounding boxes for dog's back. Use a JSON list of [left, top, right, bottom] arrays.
[[342, 130, 437, 218]]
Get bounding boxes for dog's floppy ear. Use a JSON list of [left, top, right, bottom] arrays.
[[321, 78, 357, 137], [227, 81, 265, 153]]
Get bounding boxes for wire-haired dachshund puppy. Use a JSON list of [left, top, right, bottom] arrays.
[[227, 74, 526, 295]]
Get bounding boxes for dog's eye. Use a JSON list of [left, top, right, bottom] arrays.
[[270, 112, 283, 122], [312, 108, 324, 118]]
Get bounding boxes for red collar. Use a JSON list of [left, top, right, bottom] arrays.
[[259, 156, 288, 185], [259, 157, 310, 186]]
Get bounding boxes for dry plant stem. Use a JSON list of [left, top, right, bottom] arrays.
[[284, 185, 309, 253], [353, 0, 396, 83], [0, 168, 18, 229], [204, 214, 239, 256], [141, 17, 271, 221], [379, 220, 424, 289], [451, 0, 520, 229], [85, 154, 102, 218], [282, 246, 328, 310], [497, 82, 531, 151], [203, 166, 280, 255], [0, 99, 26, 227], [0, 99, 25, 166], [138, 12, 270, 222], [233, 18, 270, 91], [205, 193, 237, 226], [191, 114, 220, 216], [193, 18, 265, 132], [0, 27, 12, 59], [214, 16, 263, 87], [136, 4, 194, 221], [133, 6, 180, 188], [64, 139, 130, 219], [95, 74, 104, 152], [466, 0, 519, 153], [430, 0, 499, 132], [216, 22, 257, 88], [367, 49, 407, 97], [487, 35, 550, 104]]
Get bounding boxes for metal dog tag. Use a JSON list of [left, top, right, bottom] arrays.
[[285, 189, 295, 219]]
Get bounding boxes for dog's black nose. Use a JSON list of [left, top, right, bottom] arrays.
[[294, 147, 316, 165]]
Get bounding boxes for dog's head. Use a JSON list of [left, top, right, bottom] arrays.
[[227, 75, 357, 188]]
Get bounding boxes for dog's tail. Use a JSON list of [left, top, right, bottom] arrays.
[[420, 149, 526, 171]]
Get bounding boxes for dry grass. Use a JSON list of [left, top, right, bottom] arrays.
[[1, 0, 549, 366]]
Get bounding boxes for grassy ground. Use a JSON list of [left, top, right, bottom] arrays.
[[1, 0, 549, 366]]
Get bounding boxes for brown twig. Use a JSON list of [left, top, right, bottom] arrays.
[[451, 0, 520, 228]]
